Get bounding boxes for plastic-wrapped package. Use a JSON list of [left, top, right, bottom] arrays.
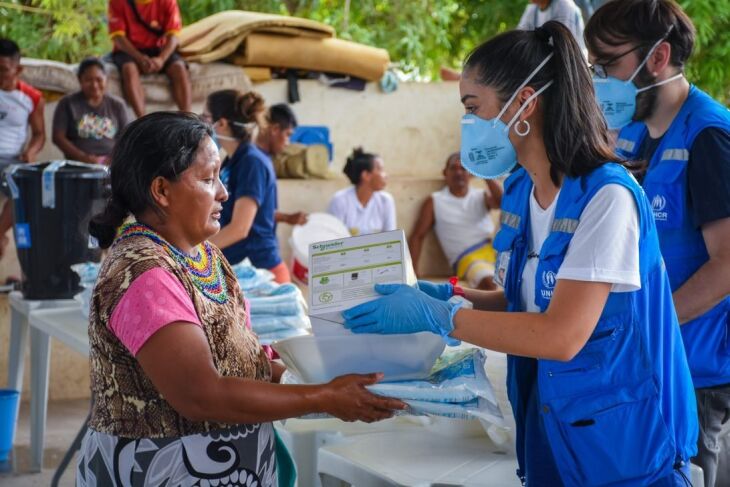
[[71, 262, 100, 318], [250, 314, 310, 334], [231, 259, 275, 292], [367, 349, 491, 403], [71, 262, 101, 286], [281, 348, 505, 427], [76, 286, 93, 318], [405, 397, 502, 425], [257, 327, 310, 346], [248, 284, 306, 316]]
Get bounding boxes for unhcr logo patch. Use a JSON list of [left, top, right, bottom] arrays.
[[541, 270, 556, 299], [652, 194, 668, 221]]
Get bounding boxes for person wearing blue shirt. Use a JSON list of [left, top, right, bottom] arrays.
[[206, 90, 306, 283], [342, 20, 697, 486], [585, 2, 730, 486]]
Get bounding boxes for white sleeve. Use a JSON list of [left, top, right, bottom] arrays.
[[517, 5, 535, 30], [327, 193, 343, 220], [383, 193, 397, 231], [557, 184, 640, 292]]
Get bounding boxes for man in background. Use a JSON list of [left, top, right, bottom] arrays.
[[409, 153, 502, 290], [0, 38, 45, 259]]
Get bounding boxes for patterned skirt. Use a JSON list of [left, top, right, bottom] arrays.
[[76, 422, 277, 487]]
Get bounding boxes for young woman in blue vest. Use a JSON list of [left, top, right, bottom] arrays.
[[342, 20, 698, 486], [586, 2, 730, 486]]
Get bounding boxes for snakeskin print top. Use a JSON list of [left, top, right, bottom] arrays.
[[87, 232, 272, 438]]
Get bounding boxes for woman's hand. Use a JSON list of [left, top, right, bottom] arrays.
[[136, 322, 405, 424], [319, 373, 407, 422], [270, 361, 286, 384]]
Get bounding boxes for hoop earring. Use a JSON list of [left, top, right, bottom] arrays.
[[514, 120, 531, 137]]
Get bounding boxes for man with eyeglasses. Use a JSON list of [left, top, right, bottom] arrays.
[[586, 2, 730, 486]]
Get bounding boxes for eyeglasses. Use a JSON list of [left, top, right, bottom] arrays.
[[589, 44, 646, 79]]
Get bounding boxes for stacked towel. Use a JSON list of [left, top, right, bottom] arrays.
[[73, 260, 312, 346], [231, 259, 311, 344]]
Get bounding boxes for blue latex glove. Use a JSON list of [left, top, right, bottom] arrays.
[[417, 280, 453, 301], [342, 284, 462, 345]]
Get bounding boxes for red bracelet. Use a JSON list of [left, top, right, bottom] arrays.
[[449, 276, 466, 298]]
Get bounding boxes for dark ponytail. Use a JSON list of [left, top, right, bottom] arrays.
[[206, 89, 266, 142], [343, 147, 377, 185], [89, 111, 213, 248], [464, 21, 616, 186], [89, 198, 128, 249]]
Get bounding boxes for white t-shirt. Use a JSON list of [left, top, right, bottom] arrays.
[[327, 186, 397, 236], [517, 0, 586, 52], [432, 187, 496, 266], [0, 80, 41, 159], [520, 184, 640, 312]]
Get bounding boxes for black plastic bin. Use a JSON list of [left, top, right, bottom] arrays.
[[5, 161, 109, 300]]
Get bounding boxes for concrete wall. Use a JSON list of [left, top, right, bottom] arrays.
[[1, 79, 469, 400], [35, 79, 465, 178], [253, 80, 464, 178]]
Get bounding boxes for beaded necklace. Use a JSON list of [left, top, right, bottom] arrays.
[[116, 222, 228, 304]]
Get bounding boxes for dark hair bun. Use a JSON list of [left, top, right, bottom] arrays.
[[236, 91, 266, 124], [206, 89, 266, 142], [343, 147, 377, 185]]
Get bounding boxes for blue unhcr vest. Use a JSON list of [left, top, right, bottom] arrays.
[[492, 163, 697, 486], [615, 86, 730, 388]]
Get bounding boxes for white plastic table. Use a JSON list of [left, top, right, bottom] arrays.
[[6, 291, 78, 395], [27, 306, 89, 482], [275, 417, 432, 487], [317, 430, 519, 487], [5, 292, 79, 472]]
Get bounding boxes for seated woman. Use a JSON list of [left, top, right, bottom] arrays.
[[205, 90, 305, 283], [77, 112, 404, 486], [328, 147, 396, 236], [52, 57, 129, 164]]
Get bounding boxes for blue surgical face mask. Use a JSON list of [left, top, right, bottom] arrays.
[[461, 54, 554, 179], [593, 29, 683, 130]]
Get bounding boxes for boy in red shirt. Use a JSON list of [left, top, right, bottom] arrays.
[[108, 0, 191, 117]]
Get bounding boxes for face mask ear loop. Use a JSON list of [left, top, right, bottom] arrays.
[[635, 72, 684, 93], [504, 81, 554, 132], [492, 53, 555, 128], [628, 25, 675, 82], [231, 121, 258, 131], [216, 134, 241, 142]]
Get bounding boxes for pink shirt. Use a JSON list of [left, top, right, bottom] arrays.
[[109, 267, 201, 356]]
